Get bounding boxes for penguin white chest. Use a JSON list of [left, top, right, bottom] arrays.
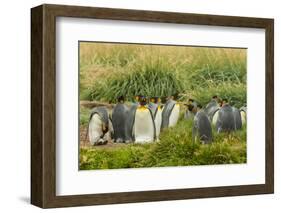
[[134, 108, 155, 143], [88, 114, 103, 145], [154, 108, 162, 140], [169, 104, 180, 127], [212, 110, 219, 126]]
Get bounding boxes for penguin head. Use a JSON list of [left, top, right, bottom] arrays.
[[134, 95, 140, 102], [186, 99, 197, 113], [212, 95, 218, 100], [197, 104, 203, 111], [139, 96, 147, 106], [171, 93, 179, 100], [150, 97, 160, 104], [220, 98, 228, 107], [117, 96, 125, 103], [187, 103, 195, 112], [188, 98, 194, 104], [150, 97, 155, 103], [161, 97, 167, 104], [212, 95, 221, 103]]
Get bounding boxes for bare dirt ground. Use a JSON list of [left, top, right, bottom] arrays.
[[80, 126, 127, 150]]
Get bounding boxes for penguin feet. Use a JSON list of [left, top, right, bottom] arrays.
[[95, 139, 108, 145], [116, 138, 125, 143], [112, 138, 121, 143]]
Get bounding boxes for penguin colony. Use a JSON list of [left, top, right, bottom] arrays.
[[87, 95, 246, 146]]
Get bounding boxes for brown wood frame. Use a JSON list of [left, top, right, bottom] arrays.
[[31, 4, 274, 208]]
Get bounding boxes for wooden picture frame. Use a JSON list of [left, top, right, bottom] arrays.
[[31, 4, 274, 208]]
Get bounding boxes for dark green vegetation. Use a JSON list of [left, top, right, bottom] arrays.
[[79, 42, 247, 170], [80, 43, 246, 107], [80, 107, 91, 126], [80, 119, 246, 170]]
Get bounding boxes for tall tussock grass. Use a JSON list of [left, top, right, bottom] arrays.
[[89, 59, 184, 102], [80, 42, 246, 106]]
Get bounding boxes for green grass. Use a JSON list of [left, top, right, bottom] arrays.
[[80, 107, 91, 126], [79, 43, 246, 107], [80, 119, 246, 170], [190, 82, 246, 107], [89, 63, 184, 102]]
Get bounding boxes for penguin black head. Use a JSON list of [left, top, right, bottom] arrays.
[[150, 97, 160, 104], [171, 93, 179, 100], [134, 95, 141, 102], [139, 96, 147, 106], [117, 96, 125, 103], [150, 97, 155, 103], [197, 104, 202, 110], [222, 98, 228, 103], [187, 104, 194, 111], [161, 97, 167, 104], [186, 99, 198, 113], [157, 97, 161, 104], [212, 95, 220, 103], [220, 98, 228, 107], [184, 99, 194, 110], [188, 98, 194, 104]]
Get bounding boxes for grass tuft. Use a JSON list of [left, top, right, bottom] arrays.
[[79, 43, 247, 106]]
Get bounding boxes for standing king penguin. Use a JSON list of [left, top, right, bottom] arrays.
[[112, 96, 129, 143], [192, 104, 213, 144], [216, 99, 236, 133], [124, 95, 140, 142], [184, 99, 197, 120], [133, 96, 156, 143], [205, 95, 221, 123], [161, 94, 180, 129], [88, 106, 113, 145]]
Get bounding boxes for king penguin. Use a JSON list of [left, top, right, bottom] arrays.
[[184, 99, 197, 120], [133, 96, 156, 143], [148, 97, 162, 141], [124, 96, 140, 142], [161, 95, 180, 129], [192, 104, 213, 144], [215, 99, 236, 133], [112, 96, 129, 143], [88, 106, 113, 145], [205, 95, 221, 123]]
